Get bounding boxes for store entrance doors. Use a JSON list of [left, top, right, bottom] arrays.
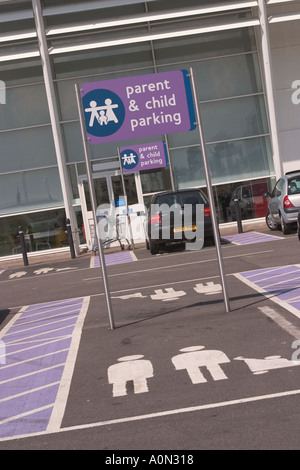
[[78, 170, 146, 250]]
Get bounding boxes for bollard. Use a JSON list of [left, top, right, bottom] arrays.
[[234, 199, 243, 233], [18, 225, 29, 266], [66, 218, 76, 259]]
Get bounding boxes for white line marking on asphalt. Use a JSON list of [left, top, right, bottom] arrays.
[[2, 337, 71, 360], [258, 306, 300, 339], [1, 388, 300, 442], [83, 249, 275, 282], [234, 272, 300, 320], [0, 382, 61, 404], [0, 364, 66, 386], [0, 306, 27, 340], [46, 296, 90, 433], [5, 314, 79, 337], [0, 404, 55, 427], [244, 265, 300, 280]]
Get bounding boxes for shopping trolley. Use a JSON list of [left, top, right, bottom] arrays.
[[99, 212, 131, 251]]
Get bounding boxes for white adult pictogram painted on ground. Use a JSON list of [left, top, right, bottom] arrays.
[[107, 355, 154, 397], [171, 346, 230, 384]]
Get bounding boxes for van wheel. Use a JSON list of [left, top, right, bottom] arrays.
[[149, 239, 159, 255]]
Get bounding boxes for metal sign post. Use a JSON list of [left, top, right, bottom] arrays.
[[117, 147, 135, 250], [75, 84, 115, 330], [189, 67, 230, 313]]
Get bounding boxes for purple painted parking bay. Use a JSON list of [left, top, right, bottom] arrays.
[[0, 297, 90, 440], [224, 232, 283, 245], [235, 265, 300, 318], [91, 250, 137, 268]]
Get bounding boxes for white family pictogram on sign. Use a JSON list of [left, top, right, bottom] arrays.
[[122, 153, 137, 166], [85, 99, 119, 127]]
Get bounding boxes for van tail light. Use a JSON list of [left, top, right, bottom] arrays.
[[283, 196, 294, 209], [204, 206, 211, 217], [150, 214, 162, 224]]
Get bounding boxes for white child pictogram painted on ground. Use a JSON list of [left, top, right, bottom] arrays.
[[107, 355, 154, 397], [234, 355, 300, 374], [194, 282, 222, 295], [171, 346, 230, 384], [150, 288, 186, 301]]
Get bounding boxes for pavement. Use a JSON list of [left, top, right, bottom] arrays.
[[0, 217, 268, 269], [1, 217, 300, 451]]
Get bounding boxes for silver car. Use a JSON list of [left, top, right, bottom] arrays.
[[266, 171, 300, 234]]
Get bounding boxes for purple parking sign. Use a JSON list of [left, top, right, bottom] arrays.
[[120, 141, 168, 173], [81, 70, 196, 144]]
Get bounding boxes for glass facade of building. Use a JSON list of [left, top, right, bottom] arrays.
[[0, 0, 277, 257]]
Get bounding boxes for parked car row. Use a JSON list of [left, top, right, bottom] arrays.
[[142, 171, 300, 256]]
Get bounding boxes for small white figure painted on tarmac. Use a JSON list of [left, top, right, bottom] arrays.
[[151, 288, 186, 302], [234, 355, 300, 374], [172, 346, 230, 384], [107, 355, 154, 397]]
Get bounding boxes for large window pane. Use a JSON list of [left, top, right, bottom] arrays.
[[170, 136, 274, 189], [0, 127, 57, 172], [0, 83, 50, 130], [0, 208, 69, 257], [201, 95, 269, 143], [0, 58, 43, 87], [171, 146, 205, 189], [0, 167, 63, 215], [154, 27, 256, 64], [159, 53, 262, 102], [190, 53, 262, 101], [140, 167, 171, 194], [206, 137, 274, 184], [53, 43, 154, 80], [214, 178, 274, 224]]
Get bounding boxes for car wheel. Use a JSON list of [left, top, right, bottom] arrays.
[[280, 216, 292, 234], [149, 239, 159, 255], [266, 211, 278, 231], [146, 239, 150, 250]]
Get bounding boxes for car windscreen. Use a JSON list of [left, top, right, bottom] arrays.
[[179, 191, 207, 206], [288, 177, 300, 195], [155, 191, 207, 207], [155, 194, 180, 207]]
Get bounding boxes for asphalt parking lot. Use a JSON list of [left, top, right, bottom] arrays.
[[1, 223, 300, 451]]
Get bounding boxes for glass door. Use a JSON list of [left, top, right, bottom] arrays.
[[79, 176, 111, 250], [78, 170, 145, 250], [83, 177, 111, 211], [110, 173, 138, 207]]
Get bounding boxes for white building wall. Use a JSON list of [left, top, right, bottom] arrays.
[[268, 0, 300, 173]]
